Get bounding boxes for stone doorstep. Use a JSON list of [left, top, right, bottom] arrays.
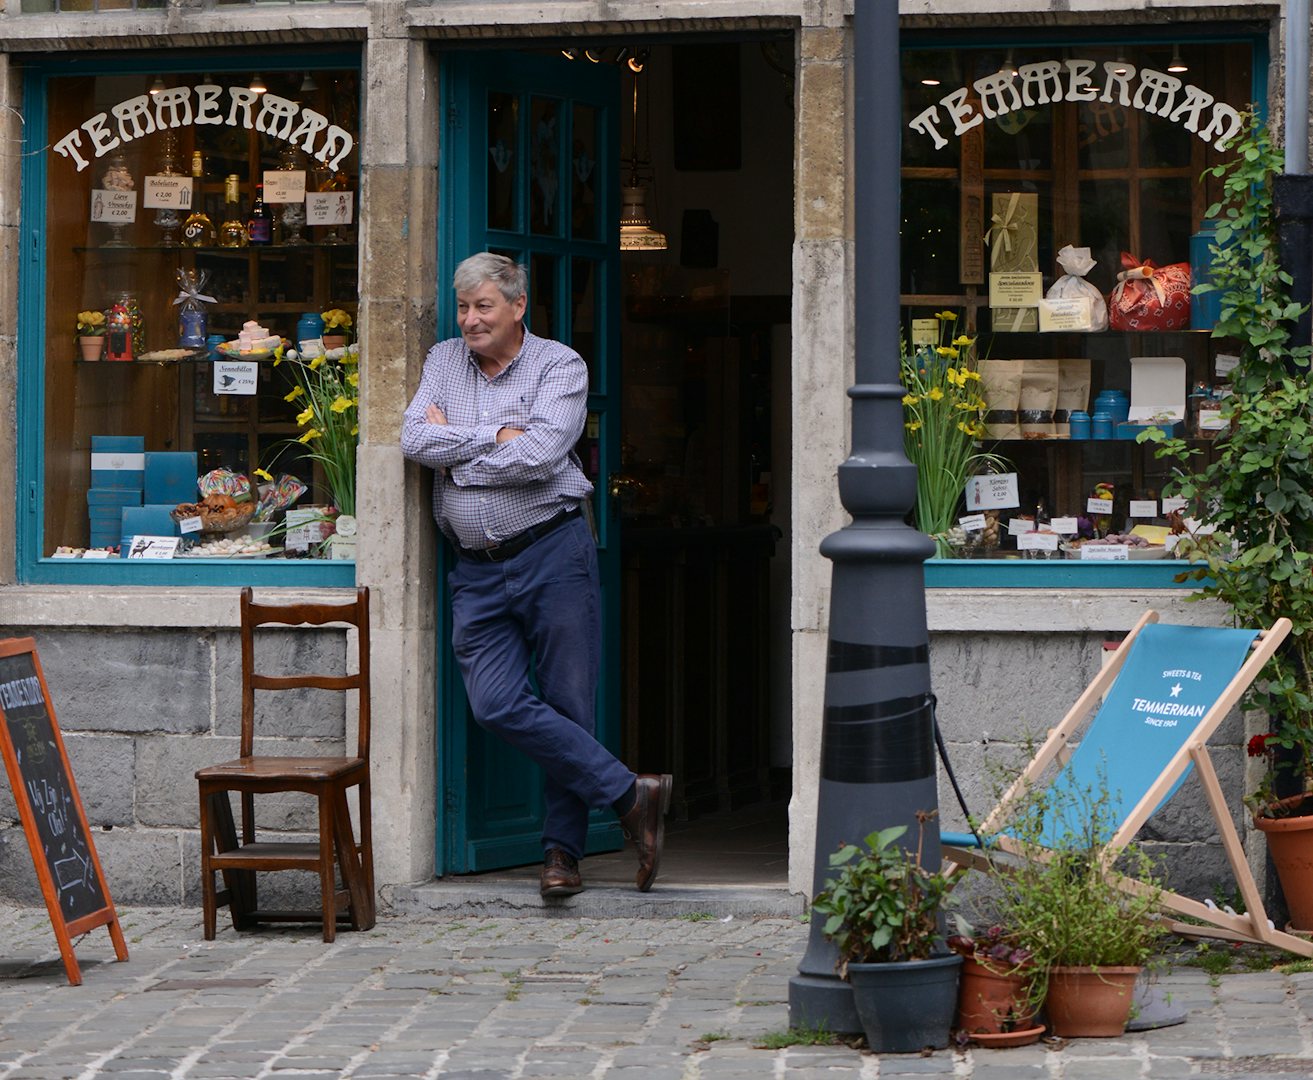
[[384, 880, 804, 920]]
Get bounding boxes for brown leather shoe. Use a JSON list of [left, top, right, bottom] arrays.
[[619, 774, 673, 892], [540, 848, 583, 898]]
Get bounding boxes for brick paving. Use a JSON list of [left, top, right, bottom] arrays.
[[1, 906, 1312, 1077]]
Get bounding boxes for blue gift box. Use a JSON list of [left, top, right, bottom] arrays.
[[90, 435, 145, 490], [119, 504, 179, 559], [1115, 419, 1185, 440], [145, 452, 199, 505], [88, 488, 143, 509]]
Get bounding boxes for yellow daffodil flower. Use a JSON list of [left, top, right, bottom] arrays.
[[254, 468, 273, 482], [951, 335, 974, 347], [934, 310, 958, 321], [297, 428, 322, 444], [330, 396, 353, 414], [935, 346, 960, 359], [296, 406, 315, 426], [926, 387, 944, 401], [906, 420, 922, 431], [308, 354, 326, 370], [284, 385, 305, 402], [346, 371, 359, 388], [902, 393, 918, 406], [351, 424, 359, 436]]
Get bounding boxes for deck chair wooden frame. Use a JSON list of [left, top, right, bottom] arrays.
[[943, 609, 1313, 958], [196, 587, 374, 942]]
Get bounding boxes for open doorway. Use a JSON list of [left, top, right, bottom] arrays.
[[443, 35, 796, 889], [589, 37, 795, 885]]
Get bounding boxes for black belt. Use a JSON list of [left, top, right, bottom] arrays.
[[459, 508, 580, 563]]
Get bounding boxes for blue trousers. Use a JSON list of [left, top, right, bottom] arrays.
[[448, 515, 635, 859]]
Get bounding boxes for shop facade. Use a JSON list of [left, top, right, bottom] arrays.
[[0, 0, 1294, 908]]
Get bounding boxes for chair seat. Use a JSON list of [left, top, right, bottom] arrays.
[[196, 756, 366, 783]]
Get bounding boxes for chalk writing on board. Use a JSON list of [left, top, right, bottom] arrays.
[[0, 653, 107, 918]]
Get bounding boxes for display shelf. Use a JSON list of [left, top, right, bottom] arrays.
[[74, 242, 357, 255]]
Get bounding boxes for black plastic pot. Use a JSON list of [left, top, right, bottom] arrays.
[[847, 954, 963, 1053]]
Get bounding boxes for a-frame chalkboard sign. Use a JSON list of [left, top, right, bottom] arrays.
[[0, 638, 127, 985]]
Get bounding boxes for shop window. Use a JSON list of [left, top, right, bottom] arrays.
[[899, 38, 1260, 586], [18, 61, 360, 583]]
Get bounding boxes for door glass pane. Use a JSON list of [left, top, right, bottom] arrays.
[[1079, 179, 1129, 286], [571, 104, 599, 240], [529, 97, 562, 236], [487, 91, 517, 232], [1077, 99, 1130, 170], [901, 179, 959, 295], [1140, 177, 1191, 264], [571, 256, 599, 388], [528, 253, 558, 340]]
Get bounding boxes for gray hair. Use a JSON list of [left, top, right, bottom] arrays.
[[453, 252, 528, 303]]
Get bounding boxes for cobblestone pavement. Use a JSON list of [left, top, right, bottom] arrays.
[[2, 906, 1313, 1078]]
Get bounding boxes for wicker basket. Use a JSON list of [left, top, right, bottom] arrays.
[[172, 503, 257, 535]]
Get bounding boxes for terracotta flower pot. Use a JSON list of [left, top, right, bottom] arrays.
[[1045, 965, 1140, 1037], [78, 335, 105, 361], [321, 333, 347, 350], [968, 1024, 1045, 1048], [955, 955, 1036, 1035], [1254, 794, 1313, 930]]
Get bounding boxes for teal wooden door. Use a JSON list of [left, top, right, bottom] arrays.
[[437, 51, 623, 873]]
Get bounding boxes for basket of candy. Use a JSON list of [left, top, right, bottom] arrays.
[[172, 493, 257, 534]]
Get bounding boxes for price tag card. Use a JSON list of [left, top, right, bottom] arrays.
[[989, 271, 1043, 308], [142, 175, 193, 210], [1215, 353, 1240, 376], [1049, 516, 1078, 535], [125, 536, 180, 560], [1038, 296, 1093, 332], [214, 360, 259, 395], [1161, 496, 1189, 514], [263, 170, 307, 204], [1017, 531, 1059, 551], [178, 515, 203, 535], [1087, 497, 1114, 515], [910, 318, 938, 347], [1007, 517, 1035, 536], [1081, 544, 1129, 561], [1128, 500, 1158, 519], [958, 513, 986, 532], [306, 190, 354, 226], [91, 189, 137, 223], [964, 472, 1020, 510], [81, 549, 114, 560]]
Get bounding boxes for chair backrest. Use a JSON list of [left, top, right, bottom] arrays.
[[238, 586, 370, 762], [1037, 621, 1261, 848]]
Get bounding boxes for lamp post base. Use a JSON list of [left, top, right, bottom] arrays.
[[788, 973, 861, 1035]]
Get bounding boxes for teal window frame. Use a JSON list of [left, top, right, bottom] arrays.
[[901, 26, 1269, 590], [16, 52, 359, 586]]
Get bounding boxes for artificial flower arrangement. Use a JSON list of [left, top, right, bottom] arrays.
[[276, 342, 359, 517], [320, 308, 354, 342], [76, 309, 107, 336], [901, 312, 1009, 555]]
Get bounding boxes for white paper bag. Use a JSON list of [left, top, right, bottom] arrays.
[[1045, 245, 1109, 332]]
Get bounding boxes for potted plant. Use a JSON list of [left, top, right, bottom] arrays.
[[946, 924, 1041, 1045], [810, 812, 962, 1053], [983, 775, 1165, 1038], [76, 309, 106, 361], [1141, 109, 1313, 928], [272, 342, 359, 557], [319, 307, 354, 350], [900, 314, 1010, 557]]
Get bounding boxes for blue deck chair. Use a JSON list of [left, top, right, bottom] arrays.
[[941, 610, 1312, 958]]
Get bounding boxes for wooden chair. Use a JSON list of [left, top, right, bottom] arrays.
[[196, 586, 374, 942]]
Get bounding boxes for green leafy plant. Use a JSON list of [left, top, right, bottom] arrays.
[[810, 811, 955, 974], [753, 1023, 837, 1049], [275, 342, 359, 517], [1140, 108, 1313, 811], [982, 771, 1165, 1007], [901, 314, 1010, 554]]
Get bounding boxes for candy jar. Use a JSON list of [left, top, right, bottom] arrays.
[[100, 150, 134, 248]]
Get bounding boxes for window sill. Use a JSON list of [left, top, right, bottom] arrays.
[[24, 557, 354, 586], [924, 557, 1198, 589]]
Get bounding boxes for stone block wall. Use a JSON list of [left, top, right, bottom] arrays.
[[0, 625, 347, 905]]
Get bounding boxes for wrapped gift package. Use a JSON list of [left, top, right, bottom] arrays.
[[986, 192, 1039, 332], [1107, 253, 1192, 331]]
